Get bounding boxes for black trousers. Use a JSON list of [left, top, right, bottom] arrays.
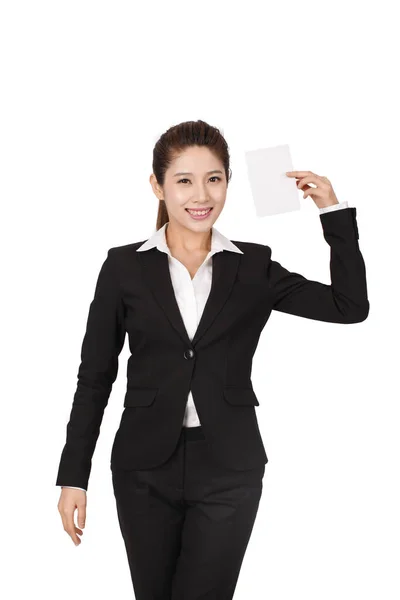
[[111, 425, 265, 599]]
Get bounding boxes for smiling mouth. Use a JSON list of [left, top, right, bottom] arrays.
[[185, 207, 213, 214]]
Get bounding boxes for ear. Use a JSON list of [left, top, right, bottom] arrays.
[[149, 173, 164, 200]]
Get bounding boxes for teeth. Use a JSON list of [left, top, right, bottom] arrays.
[[187, 208, 211, 216]]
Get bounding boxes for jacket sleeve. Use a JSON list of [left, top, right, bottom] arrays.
[[265, 207, 369, 324], [55, 248, 126, 491]]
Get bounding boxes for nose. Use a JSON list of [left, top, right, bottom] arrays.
[[192, 185, 209, 202]]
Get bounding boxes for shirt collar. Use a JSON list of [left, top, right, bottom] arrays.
[[136, 222, 243, 257]]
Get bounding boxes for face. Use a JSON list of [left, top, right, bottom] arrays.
[[150, 145, 228, 232]]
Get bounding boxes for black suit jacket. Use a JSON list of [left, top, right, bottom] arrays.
[[56, 207, 369, 490]]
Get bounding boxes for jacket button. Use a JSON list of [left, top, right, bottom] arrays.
[[184, 348, 195, 360]]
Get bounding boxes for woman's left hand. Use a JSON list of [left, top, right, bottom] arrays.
[[286, 171, 340, 210]]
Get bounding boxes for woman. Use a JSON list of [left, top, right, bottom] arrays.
[[56, 119, 369, 599]]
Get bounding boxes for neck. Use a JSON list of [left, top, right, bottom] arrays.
[[165, 221, 212, 254]]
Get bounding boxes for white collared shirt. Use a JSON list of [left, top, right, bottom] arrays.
[[62, 201, 348, 491], [137, 222, 244, 428]]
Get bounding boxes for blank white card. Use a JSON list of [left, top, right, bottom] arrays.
[[244, 144, 300, 216]]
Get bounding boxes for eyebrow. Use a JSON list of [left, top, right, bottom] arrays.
[[173, 170, 223, 177]]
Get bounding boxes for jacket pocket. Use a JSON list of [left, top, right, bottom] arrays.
[[124, 388, 158, 407], [223, 386, 260, 406]]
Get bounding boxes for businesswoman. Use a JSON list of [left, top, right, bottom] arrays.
[[56, 119, 369, 599]]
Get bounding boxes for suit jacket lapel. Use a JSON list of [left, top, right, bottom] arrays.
[[136, 248, 241, 349], [191, 251, 241, 347]]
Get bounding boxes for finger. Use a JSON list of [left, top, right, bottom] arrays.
[[297, 184, 315, 192], [297, 176, 329, 190], [65, 509, 81, 546], [287, 171, 327, 184], [303, 187, 324, 199], [286, 171, 312, 177], [296, 181, 312, 191], [296, 178, 317, 191], [60, 508, 76, 543], [75, 526, 84, 537], [77, 503, 86, 529]]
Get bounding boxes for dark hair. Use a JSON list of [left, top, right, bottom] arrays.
[[152, 120, 232, 230]]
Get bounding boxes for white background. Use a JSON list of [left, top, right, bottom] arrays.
[[1, 1, 398, 598]]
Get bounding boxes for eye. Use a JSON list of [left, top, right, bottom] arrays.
[[177, 176, 221, 184]]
